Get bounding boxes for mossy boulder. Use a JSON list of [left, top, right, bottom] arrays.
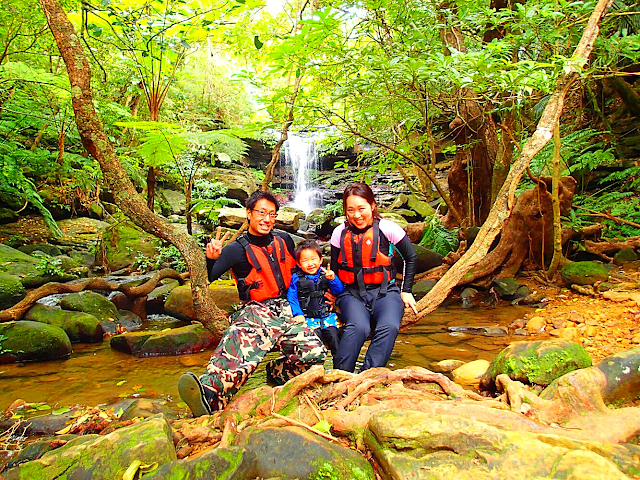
[[380, 212, 408, 228], [0, 244, 77, 287], [98, 222, 161, 271], [0, 271, 26, 309], [613, 247, 638, 265], [18, 244, 62, 257], [205, 168, 256, 201], [366, 409, 631, 479], [479, 339, 592, 391], [24, 304, 103, 343], [110, 324, 216, 357], [560, 261, 610, 286], [143, 447, 258, 479], [0, 321, 72, 364], [407, 193, 435, 218], [233, 426, 374, 480], [165, 282, 239, 320], [3, 414, 176, 480], [59, 291, 118, 322]]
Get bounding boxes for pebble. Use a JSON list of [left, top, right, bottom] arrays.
[[526, 316, 546, 333]]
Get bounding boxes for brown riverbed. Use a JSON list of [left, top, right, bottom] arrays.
[[0, 305, 530, 413]]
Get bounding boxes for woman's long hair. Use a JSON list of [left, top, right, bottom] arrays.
[[342, 182, 381, 226]]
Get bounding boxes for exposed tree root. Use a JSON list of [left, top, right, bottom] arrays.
[[584, 236, 640, 261], [0, 268, 187, 322]]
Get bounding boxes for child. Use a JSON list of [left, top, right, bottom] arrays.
[[287, 240, 344, 361]]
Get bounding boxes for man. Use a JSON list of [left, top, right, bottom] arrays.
[[178, 190, 327, 417]]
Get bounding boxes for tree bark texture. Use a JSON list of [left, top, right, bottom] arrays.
[[38, 0, 228, 337], [404, 0, 614, 328]]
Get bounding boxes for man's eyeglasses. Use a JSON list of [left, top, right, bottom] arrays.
[[251, 209, 277, 219]]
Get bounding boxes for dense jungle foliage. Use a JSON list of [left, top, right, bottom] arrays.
[[1, 0, 639, 242]]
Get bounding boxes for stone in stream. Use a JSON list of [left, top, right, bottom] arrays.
[[491, 278, 531, 300], [24, 304, 104, 343], [216, 206, 300, 233], [452, 359, 490, 384], [412, 279, 437, 301], [143, 447, 258, 480], [3, 414, 176, 480], [365, 410, 632, 479], [164, 283, 240, 320], [560, 261, 610, 286], [233, 426, 375, 480], [613, 247, 638, 265], [0, 271, 26, 309], [110, 323, 216, 357], [448, 325, 508, 337], [479, 339, 592, 392], [412, 244, 444, 274], [59, 291, 142, 334], [4, 434, 78, 470], [0, 321, 72, 364]]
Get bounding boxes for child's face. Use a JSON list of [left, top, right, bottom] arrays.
[[297, 249, 322, 275]]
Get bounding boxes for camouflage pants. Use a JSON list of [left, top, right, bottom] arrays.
[[199, 297, 327, 411]]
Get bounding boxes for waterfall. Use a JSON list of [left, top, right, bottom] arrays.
[[283, 133, 322, 214]]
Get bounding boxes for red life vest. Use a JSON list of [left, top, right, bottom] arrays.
[[337, 219, 395, 292], [235, 235, 296, 302]]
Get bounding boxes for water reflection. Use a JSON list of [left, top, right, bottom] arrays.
[[0, 305, 529, 411]]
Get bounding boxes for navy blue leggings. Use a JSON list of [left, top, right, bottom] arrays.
[[333, 285, 404, 373]]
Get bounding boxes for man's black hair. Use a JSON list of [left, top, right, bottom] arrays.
[[245, 190, 280, 211], [294, 239, 323, 262]]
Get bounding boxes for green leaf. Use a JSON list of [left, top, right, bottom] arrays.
[[116, 380, 127, 386], [53, 406, 71, 415], [254, 35, 263, 50], [312, 420, 332, 434]]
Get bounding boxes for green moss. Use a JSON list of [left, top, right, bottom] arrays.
[[217, 449, 244, 480]]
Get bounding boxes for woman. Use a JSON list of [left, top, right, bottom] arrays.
[[330, 182, 418, 372]]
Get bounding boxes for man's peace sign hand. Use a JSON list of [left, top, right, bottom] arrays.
[[206, 227, 231, 260]]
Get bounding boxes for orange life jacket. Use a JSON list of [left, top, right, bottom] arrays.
[[235, 235, 296, 302], [337, 219, 395, 293]]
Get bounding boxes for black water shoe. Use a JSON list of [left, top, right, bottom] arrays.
[[178, 372, 213, 417]]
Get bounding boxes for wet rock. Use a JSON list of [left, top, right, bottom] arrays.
[[110, 324, 216, 357], [366, 410, 630, 479], [18, 244, 62, 257], [526, 316, 546, 333], [412, 279, 437, 301], [509, 318, 527, 330], [164, 283, 239, 320], [143, 447, 258, 480], [115, 309, 144, 333], [491, 277, 521, 298], [233, 426, 374, 480], [452, 359, 490, 384], [0, 321, 72, 364], [480, 339, 592, 391], [0, 244, 77, 287], [512, 292, 546, 306], [0, 271, 26, 309], [205, 168, 256, 202], [3, 414, 176, 480], [5, 434, 77, 470], [144, 314, 186, 331], [407, 193, 435, 218], [59, 291, 118, 322], [431, 359, 465, 373], [98, 222, 162, 272], [514, 328, 529, 336], [158, 188, 186, 215], [560, 261, 610, 286], [119, 398, 178, 421], [24, 304, 103, 343], [146, 279, 180, 313], [448, 325, 508, 337], [613, 247, 638, 265], [68, 250, 95, 268], [110, 292, 147, 320], [549, 327, 580, 342], [412, 244, 444, 274], [460, 287, 481, 308]]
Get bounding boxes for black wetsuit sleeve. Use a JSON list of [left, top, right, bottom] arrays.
[[330, 245, 340, 274], [395, 235, 417, 292], [280, 232, 296, 256], [206, 241, 246, 281]]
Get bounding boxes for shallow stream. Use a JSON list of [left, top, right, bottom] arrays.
[[0, 305, 529, 413]]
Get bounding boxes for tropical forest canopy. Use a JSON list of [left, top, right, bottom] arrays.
[[1, 0, 639, 239]]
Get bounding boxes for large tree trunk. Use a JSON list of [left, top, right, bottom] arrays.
[[403, 0, 614, 328], [439, 3, 499, 228], [38, 0, 228, 337]]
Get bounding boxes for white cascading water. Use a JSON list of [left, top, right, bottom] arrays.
[[283, 133, 322, 214]]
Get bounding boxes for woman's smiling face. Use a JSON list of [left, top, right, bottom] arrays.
[[345, 194, 374, 229]]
